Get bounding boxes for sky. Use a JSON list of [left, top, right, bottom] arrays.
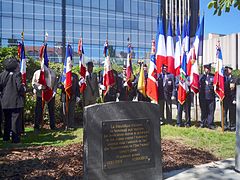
[[200, 0, 240, 36]]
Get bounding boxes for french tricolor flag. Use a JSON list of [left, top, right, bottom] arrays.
[[213, 44, 225, 101], [19, 42, 26, 85], [166, 19, 175, 75], [174, 20, 181, 77], [156, 17, 166, 73], [189, 16, 204, 94], [126, 40, 134, 88], [63, 44, 73, 98], [39, 43, 53, 102], [78, 38, 86, 93], [103, 40, 115, 96], [146, 39, 158, 103]]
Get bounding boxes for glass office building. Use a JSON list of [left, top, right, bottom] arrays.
[[0, 0, 198, 65]]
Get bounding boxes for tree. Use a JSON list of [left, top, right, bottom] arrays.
[[208, 0, 240, 16]]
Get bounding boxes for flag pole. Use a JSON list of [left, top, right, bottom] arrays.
[[221, 100, 224, 132]]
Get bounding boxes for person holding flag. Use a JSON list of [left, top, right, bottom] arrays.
[[176, 20, 192, 128], [18, 32, 27, 134], [32, 33, 58, 132], [199, 63, 216, 129], [60, 43, 80, 130], [119, 40, 136, 101], [99, 40, 119, 102]]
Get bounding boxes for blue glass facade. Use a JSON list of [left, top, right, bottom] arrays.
[[0, 0, 161, 65]]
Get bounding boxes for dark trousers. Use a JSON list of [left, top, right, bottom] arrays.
[[199, 99, 216, 126], [177, 93, 191, 126], [223, 98, 236, 128], [159, 98, 172, 124], [62, 98, 76, 128], [34, 96, 56, 130], [3, 108, 21, 143], [0, 104, 2, 136]]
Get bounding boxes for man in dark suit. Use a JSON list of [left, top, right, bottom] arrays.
[[60, 73, 80, 130], [223, 66, 237, 131], [0, 58, 25, 143], [199, 64, 216, 129], [158, 64, 175, 124]]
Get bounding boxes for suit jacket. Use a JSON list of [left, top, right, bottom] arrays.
[[0, 70, 25, 109], [199, 73, 215, 100], [158, 73, 175, 100], [83, 72, 99, 102], [32, 69, 58, 98], [224, 75, 237, 102], [60, 73, 80, 102]]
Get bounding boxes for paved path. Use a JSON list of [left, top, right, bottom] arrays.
[[164, 158, 240, 180]]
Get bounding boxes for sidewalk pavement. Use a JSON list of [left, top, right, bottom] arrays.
[[164, 158, 240, 180]]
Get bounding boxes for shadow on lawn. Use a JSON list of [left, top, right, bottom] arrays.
[[0, 128, 79, 149]]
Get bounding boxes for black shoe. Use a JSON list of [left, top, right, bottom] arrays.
[[200, 124, 205, 128], [185, 124, 191, 128], [230, 127, 236, 131], [224, 126, 229, 131], [208, 125, 216, 130]]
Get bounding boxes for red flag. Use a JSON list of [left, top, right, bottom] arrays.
[[103, 40, 115, 96], [213, 44, 225, 101], [146, 40, 158, 103]]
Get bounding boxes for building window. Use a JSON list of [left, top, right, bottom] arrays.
[[116, 0, 123, 12]]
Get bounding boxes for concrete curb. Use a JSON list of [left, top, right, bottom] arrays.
[[163, 158, 240, 180]]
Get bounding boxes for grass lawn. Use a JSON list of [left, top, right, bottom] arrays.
[[0, 127, 83, 149], [0, 125, 236, 159], [162, 125, 236, 159]]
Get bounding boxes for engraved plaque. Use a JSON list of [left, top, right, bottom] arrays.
[[102, 119, 154, 172]]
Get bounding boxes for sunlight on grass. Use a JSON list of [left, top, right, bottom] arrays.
[[161, 125, 236, 159], [0, 127, 83, 149], [1, 125, 236, 160]]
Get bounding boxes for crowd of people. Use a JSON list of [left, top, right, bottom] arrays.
[[0, 57, 239, 144]]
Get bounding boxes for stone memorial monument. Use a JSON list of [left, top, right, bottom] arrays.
[[236, 85, 240, 172], [83, 101, 162, 180]]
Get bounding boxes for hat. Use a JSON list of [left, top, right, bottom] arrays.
[[203, 63, 211, 69], [4, 58, 19, 71], [86, 61, 94, 67], [225, 66, 233, 70]]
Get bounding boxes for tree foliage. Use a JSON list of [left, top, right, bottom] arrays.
[[208, 0, 240, 16]]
